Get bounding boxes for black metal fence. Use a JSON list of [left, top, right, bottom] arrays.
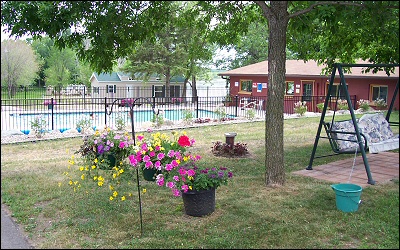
[[1, 89, 356, 133]]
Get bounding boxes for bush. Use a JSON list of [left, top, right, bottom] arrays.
[[76, 116, 92, 132], [373, 98, 387, 108], [211, 141, 249, 157], [294, 101, 307, 116], [357, 99, 370, 112], [337, 99, 348, 110], [317, 102, 330, 112], [115, 113, 126, 130], [182, 109, 194, 124], [30, 115, 47, 137]]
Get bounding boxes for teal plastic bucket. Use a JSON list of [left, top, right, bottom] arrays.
[[331, 183, 362, 212]]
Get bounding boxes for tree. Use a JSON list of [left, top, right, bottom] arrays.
[[120, 1, 216, 99], [44, 46, 76, 89], [1, 39, 39, 98], [2, 1, 398, 187], [197, 1, 398, 187]]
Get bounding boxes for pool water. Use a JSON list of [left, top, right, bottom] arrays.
[[10, 109, 232, 134]]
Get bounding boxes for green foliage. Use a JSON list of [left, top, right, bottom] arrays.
[[337, 99, 348, 110], [1, 40, 40, 97], [374, 98, 387, 108], [214, 107, 227, 121], [115, 113, 126, 131], [245, 108, 256, 120], [29, 115, 47, 137], [294, 101, 307, 116], [76, 116, 92, 132], [317, 102, 330, 112], [357, 99, 371, 112], [44, 47, 76, 88], [181, 109, 194, 124], [151, 113, 164, 128]]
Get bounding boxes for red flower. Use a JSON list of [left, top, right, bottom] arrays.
[[178, 135, 191, 147]]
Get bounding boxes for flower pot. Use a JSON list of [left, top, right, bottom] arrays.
[[98, 154, 117, 170], [142, 168, 160, 181], [181, 188, 215, 217]]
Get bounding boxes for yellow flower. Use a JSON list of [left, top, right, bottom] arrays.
[[121, 196, 126, 201], [142, 188, 147, 193], [113, 191, 118, 197], [91, 165, 96, 169], [94, 158, 98, 163], [81, 174, 85, 180], [79, 166, 84, 171], [109, 196, 114, 201]]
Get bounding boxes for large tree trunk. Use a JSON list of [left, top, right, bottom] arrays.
[[265, 1, 289, 186]]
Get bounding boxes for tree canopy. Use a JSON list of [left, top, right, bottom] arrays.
[[1, 39, 39, 97]]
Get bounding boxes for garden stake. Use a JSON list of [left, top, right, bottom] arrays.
[[106, 97, 159, 237]]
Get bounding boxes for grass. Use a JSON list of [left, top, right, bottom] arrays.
[[1, 112, 399, 249]]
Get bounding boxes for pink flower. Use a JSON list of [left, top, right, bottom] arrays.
[[128, 155, 138, 166]]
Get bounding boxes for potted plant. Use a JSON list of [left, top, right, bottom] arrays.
[[43, 99, 57, 109], [171, 97, 182, 105], [155, 157, 233, 217], [128, 130, 195, 181], [75, 126, 135, 170], [121, 98, 134, 107]]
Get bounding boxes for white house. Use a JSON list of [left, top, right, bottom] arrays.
[[89, 72, 185, 99]]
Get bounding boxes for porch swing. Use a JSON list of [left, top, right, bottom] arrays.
[[306, 63, 399, 185]]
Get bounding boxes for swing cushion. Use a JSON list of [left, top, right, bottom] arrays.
[[330, 119, 365, 152], [330, 113, 399, 153], [358, 113, 399, 153]]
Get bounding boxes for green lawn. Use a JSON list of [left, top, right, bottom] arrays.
[[1, 113, 398, 249]]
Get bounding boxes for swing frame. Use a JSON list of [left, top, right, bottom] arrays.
[[306, 62, 399, 185]]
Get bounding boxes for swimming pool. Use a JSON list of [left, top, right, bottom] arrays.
[[7, 109, 233, 134]]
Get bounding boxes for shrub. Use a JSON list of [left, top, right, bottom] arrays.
[[76, 116, 92, 132], [245, 108, 256, 120], [294, 101, 307, 116], [211, 141, 249, 157], [30, 115, 47, 138], [317, 102, 330, 112], [115, 113, 126, 130], [373, 98, 387, 108], [214, 107, 227, 121], [357, 99, 370, 112], [337, 99, 348, 110], [182, 109, 194, 124]]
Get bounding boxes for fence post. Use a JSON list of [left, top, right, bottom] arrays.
[[50, 97, 54, 130], [235, 95, 239, 117], [104, 97, 107, 125], [196, 96, 199, 118]]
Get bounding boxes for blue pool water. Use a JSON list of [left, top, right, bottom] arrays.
[[9, 109, 231, 134]]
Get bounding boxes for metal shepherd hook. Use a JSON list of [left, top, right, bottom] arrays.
[[106, 97, 159, 237]]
